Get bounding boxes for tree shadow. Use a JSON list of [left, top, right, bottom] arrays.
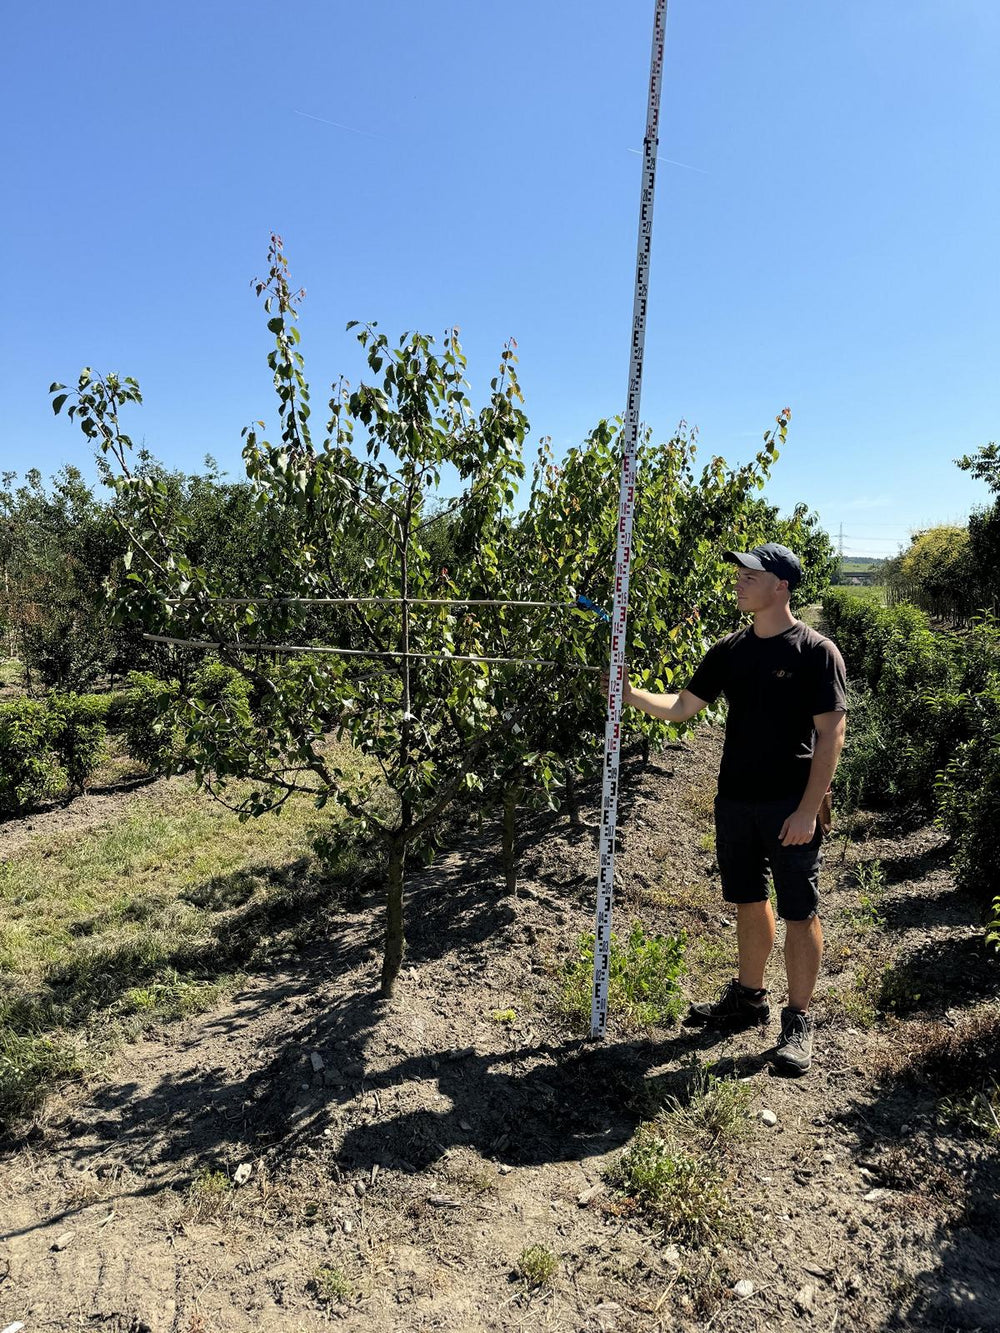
[[879, 932, 998, 1018], [875, 840, 952, 888]]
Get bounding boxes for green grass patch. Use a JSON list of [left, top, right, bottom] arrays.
[[0, 659, 25, 691], [831, 584, 888, 603], [661, 1066, 755, 1148], [0, 752, 366, 1129], [558, 922, 686, 1032]]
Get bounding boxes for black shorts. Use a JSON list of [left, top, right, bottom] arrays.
[[714, 794, 822, 921]]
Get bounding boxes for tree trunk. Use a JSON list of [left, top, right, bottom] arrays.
[[380, 836, 406, 998], [565, 766, 582, 828], [502, 785, 519, 896]]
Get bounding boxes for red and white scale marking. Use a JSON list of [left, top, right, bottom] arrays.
[[591, 0, 670, 1039]]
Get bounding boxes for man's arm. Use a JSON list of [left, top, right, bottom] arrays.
[[613, 666, 709, 724], [779, 709, 847, 846]]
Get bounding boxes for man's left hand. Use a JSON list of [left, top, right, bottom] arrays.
[[779, 809, 817, 846]]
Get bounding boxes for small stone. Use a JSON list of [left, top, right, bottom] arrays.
[[233, 1163, 252, 1186], [342, 1217, 354, 1234], [428, 1195, 462, 1209], [354, 1181, 367, 1197], [794, 1285, 816, 1312], [863, 1188, 887, 1201], [497, 1163, 512, 1175], [458, 1119, 472, 1131], [310, 1051, 325, 1072], [663, 1244, 681, 1266], [734, 1279, 755, 1298], [52, 1232, 75, 1251], [577, 1183, 603, 1206], [760, 1109, 778, 1127]]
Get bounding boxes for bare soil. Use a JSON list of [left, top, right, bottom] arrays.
[[2, 727, 998, 1333]]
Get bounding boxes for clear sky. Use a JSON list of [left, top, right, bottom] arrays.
[[4, 0, 999, 557]]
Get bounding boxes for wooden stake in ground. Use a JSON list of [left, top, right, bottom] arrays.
[[591, 0, 669, 1039]]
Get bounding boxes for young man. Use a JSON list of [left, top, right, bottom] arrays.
[[622, 544, 847, 1074]]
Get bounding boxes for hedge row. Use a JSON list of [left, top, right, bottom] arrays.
[[824, 588, 1000, 914], [0, 663, 264, 816], [0, 673, 179, 814]]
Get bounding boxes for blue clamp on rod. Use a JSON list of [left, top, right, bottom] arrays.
[[575, 594, 611, 624]]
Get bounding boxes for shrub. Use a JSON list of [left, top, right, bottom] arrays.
[[0, 697, 62, 813], [118, 671, 180, 772], [49, 692, 110, 792]]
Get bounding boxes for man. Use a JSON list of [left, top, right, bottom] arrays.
[[621, 544, 847, 1074]]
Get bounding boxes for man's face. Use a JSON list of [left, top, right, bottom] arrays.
[[734, 566, 785, 613]]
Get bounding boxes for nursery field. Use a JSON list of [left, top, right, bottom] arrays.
[[2, 723, 998, 1333]]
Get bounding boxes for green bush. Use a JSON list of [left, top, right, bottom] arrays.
[[824, 590, 960, 813], [118, 671, 181, 772], [0, 698, 62, 813], [183, 661, 257, 779], [49, 692, 109, 792]]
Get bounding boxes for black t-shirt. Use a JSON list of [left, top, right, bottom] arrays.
[[686, 621, 847, 801]]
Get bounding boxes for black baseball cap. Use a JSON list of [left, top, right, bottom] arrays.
[[724, 543, 803, 589]]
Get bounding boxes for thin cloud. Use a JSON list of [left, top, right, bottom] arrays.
[[627, 147, 709, 175], [292, 109, 386, 140]]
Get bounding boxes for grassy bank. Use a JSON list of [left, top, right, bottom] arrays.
[[0, 759, 366, 1129]]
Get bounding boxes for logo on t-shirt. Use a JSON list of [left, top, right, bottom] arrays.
[[772, 669, 793, 679]]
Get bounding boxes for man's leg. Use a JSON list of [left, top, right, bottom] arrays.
[[687, 797, 773, 1028], [765, 801, 823, 1073], [784, 914, 823, 1013], [736, 899, 776, 991]]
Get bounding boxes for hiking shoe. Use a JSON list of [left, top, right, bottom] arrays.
[[687, 979, 771, 1029], [772, 1007, 814, 1075]]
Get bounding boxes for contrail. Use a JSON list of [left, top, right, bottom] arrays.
[[292, 109, 385, 140], [628, 147, 708, 174]]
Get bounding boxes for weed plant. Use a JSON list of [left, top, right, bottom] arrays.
[[938, 1079, 1000, 1140], [843, 858, 887, 933], [558, 922, 686, 1032], [605, 1125, 731, 1246], [516, 1245, 558, 1288], [312, 1266, 355, 1303], [184, 1167, 232, 1222], [661, 1067, 755, 1148]]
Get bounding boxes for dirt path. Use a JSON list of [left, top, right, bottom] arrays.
[[1, 729, 998, 1332]]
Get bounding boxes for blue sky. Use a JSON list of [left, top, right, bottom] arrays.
[[4, 0, 998, 558]]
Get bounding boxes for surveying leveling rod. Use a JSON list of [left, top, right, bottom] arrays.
[[591, 0, 669, 1039]]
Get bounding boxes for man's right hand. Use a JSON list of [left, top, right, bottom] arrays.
[[599, 663, 631, 703]]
